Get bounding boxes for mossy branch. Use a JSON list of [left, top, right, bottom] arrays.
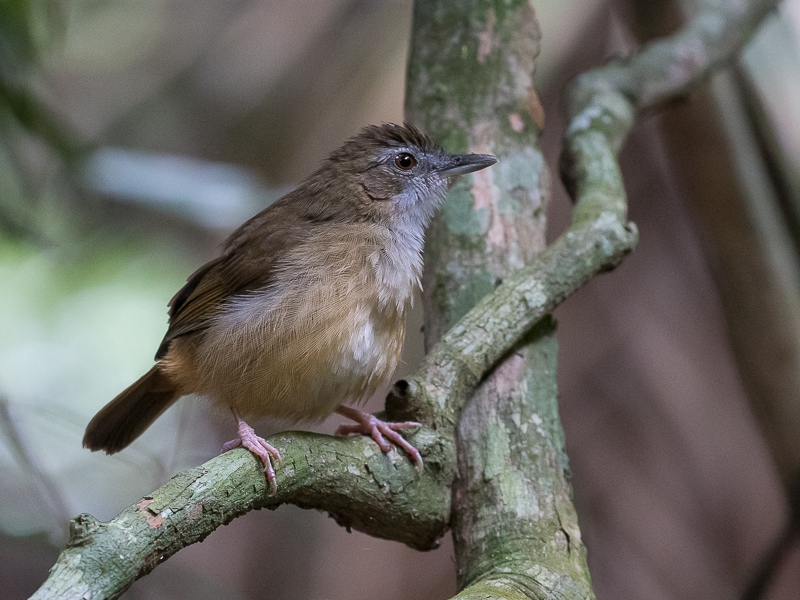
[[561, 0, 780, 207], [29, 0, 777, 598], [31, 432, 449, 600]]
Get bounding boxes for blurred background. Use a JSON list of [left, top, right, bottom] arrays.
[[3, 0, 800, 599]]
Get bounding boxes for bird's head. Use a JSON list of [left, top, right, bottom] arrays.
[[306, 123, 497, 235]]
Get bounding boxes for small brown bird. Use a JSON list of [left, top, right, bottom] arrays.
[[83, 123, 496, 492]]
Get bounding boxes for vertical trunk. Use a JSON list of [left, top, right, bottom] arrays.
[[405, 1, 595, 596]]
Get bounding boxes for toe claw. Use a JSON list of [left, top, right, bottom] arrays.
[[386, 421, 421, 431], [334, 424, 360, 437], [263, 458, 278, 496], [221, 438, 242, 453]]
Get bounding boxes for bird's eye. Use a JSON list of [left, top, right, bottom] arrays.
[[394, 153, 417, 170]]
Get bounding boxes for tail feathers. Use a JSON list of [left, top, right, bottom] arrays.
[[83, 366, 180, 454]]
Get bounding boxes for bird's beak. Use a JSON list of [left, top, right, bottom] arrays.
[[436, 153, 498, 177]]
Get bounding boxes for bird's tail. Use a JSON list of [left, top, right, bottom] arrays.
[[83, 365, 180, 454]]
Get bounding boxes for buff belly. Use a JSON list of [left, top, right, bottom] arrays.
[[165, 282, 407, 423]]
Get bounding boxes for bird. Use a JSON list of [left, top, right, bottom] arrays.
[[83, 123, 497, 493]]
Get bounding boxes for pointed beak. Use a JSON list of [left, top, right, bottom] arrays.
[[436, 153, 497, 178]]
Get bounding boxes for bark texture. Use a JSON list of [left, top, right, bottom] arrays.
[[405, 2, 594, 597]]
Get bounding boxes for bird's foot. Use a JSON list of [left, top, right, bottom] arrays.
[[334, 405, 423, 472], [222, 413, 282, 495]]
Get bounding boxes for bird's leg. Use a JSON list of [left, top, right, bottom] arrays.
[[222, 410, 282, 494], [334, 405, 423, 472]]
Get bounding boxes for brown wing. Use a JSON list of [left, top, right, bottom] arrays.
[[155, 257, 228, 359], [155, 196, 313, 360]]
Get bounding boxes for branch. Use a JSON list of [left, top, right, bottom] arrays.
[[31, 432, 450, 600], [390, 211, 636, 427], [30, 1, 778, 598], [561, 0, 780, 204]]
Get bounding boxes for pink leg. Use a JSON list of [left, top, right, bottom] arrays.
[[335, 405, 423, 472], [222, 411, 282, 495]]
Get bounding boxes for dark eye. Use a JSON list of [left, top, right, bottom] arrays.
[[394, 152, 417, 170]]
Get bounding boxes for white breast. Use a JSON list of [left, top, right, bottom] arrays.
[[370, 222, 424, 312]]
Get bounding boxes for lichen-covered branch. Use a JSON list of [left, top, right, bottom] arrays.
[[389, 211, 637, 428], [561, 0, 780, 206], [450, 325, 594, 600], [31, 431, 450, 600], [29, 1, 778, 598]]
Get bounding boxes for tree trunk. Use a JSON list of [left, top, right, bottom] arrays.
[[406, 2, 595, 597]]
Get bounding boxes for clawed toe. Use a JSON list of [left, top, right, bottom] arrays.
[[335, 406, 424, 472], [223, 412, 282, 495]]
